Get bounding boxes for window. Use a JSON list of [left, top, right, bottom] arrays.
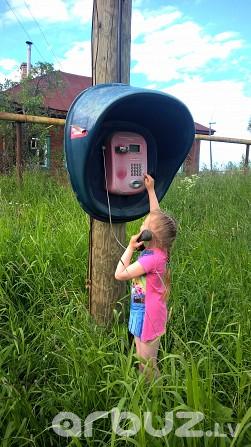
[[30, 136, 50, 168]]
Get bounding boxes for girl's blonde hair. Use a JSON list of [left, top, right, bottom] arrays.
[[148, 210, 177, 301], [148, 209, 177, 253]]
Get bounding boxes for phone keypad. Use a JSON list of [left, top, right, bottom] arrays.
[[131, 163, 142, 176]]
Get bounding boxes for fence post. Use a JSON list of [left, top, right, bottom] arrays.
[[244, 144, 250, 171], [16, 122, 22, 184]]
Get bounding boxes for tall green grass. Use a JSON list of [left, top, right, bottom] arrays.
[[0, 170, 250, 446]]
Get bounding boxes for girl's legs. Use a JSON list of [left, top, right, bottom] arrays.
[[134, 335, 161, 379], [134, 336, 144, 373]]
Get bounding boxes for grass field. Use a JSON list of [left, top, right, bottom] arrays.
[[0, 170, 250, 446]]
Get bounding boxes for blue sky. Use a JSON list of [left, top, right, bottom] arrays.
[[1, 0, 251, 168]]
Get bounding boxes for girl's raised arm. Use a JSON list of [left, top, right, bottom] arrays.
[[144, 174, 160, 211]]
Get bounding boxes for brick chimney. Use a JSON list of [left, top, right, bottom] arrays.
[[20, 62, 27, 79]]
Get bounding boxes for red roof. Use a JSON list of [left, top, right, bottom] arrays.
[[8, 71, 92, 113], [7, 71, 215, 133], [47, 71, 91, 111], [194, 122, 216, 134]]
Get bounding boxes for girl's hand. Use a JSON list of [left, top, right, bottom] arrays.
[[128, 232, 144, 251], [144, 174, 155, 191]]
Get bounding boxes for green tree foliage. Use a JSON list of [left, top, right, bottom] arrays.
[[0, 79, 19, 171]]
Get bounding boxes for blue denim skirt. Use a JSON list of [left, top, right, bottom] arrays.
[[128, 303, 145, 337]]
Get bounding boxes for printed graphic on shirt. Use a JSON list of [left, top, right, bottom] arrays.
[[129, 275, 146, 337], [131, 276, 146, 304], [140, 249, 154, 257]]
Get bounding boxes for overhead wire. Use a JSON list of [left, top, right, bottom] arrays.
[[23, 0, 62, 68], [4, 0, 48, 65], [4, 0, 84, 112], [22, 0, 74, 112]]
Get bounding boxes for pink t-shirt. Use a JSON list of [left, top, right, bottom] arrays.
[[128, 248, 169, 342]]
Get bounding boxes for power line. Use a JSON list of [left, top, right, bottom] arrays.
[[22, 0, 81, 111], [4, 0, 70, 112], [4, 0, 48, 64], [23, 0, 64, 70]]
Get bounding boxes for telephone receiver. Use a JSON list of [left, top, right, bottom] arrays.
[[136, 229, 153, 251]]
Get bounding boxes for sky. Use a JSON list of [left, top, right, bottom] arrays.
[[1, 0, 251, 169]]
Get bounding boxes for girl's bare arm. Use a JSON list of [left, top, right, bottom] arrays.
[[144, 174, 160, 211], [115, 233, 145, 280]]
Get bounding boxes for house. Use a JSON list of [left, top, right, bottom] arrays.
[[184, 122, 216, 174], [0, 68, 91, 172], [0, 67, 215, 174]]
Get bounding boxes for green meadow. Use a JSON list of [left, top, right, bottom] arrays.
[[0, 170, 250, 446]]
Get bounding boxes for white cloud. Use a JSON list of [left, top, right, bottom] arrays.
[[130, 5, 251, 167], [3, 0, 70, 23], [132, 8, 182, 40], [164, 78, 251, 167], [0, 58, 18, 71], [131, 9, 243, 82], [214, 31, 239, 42], [165, 78, 251, 138], [132, 33, 242, 81], [0, 68, 20, 84], [3, 0, 93, 24], [0, 58, 20, 83], [132, 0, 144, 7], [55, 41, 91, 76], [71, 0, 93, 23]]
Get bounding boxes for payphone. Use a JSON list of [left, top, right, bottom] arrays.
[[64, 83, 195, 222], [104, 131, 147, 195]]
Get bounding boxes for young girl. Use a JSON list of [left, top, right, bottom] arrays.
[[115, 174, 177, 379]]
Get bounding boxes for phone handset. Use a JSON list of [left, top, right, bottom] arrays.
[[136, 229, 152, 251]]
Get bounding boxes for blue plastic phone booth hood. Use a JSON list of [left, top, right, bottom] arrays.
[[64, 83, 195, 222]]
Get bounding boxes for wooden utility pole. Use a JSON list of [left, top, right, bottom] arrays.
[[89, 0, 132, 324]]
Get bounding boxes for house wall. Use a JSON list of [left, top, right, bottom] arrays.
[[0, 137, 4, 172], [0, 126, 65, 173], [49, 126, 65, 172], [183, 139, 201, 175], [0, 132, 16, 173]]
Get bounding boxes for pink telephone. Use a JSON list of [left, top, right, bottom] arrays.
[[104, 131, 147, 195]]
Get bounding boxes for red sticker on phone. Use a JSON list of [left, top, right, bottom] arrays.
[[70, 125, 88, 139]]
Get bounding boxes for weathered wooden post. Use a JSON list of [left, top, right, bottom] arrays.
[[0, 136, 5, 173], [88, 0, 132, 324], [244, 144, 250, 171], [183, 139, 201, 175], [16, 122, 22, 184]]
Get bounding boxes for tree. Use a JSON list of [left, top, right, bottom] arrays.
[[0, 79, 19, 171], [0, 62, 63, 172]]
